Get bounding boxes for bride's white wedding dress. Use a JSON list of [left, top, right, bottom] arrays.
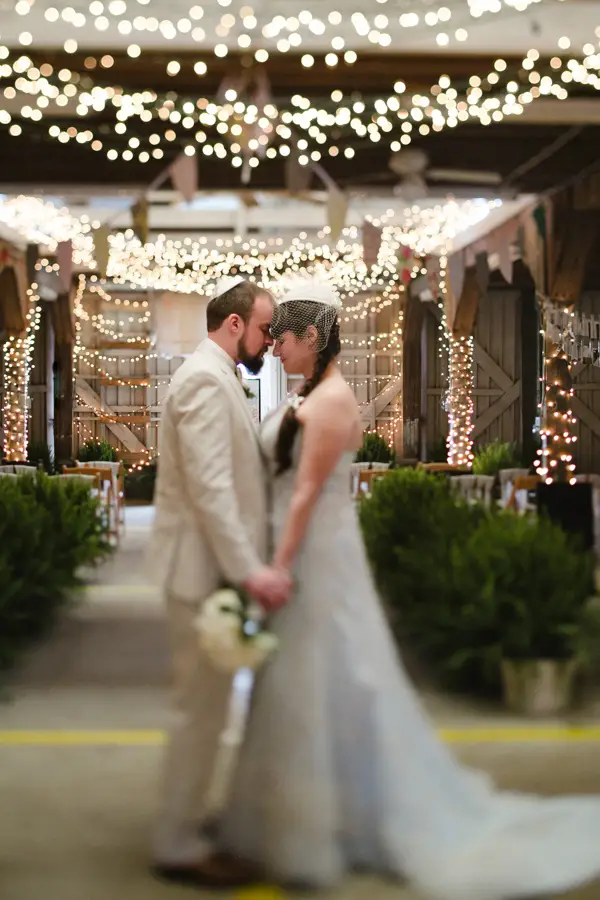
[[219, 403, 600, 899]]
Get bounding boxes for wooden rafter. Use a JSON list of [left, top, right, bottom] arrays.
[[452, 267, 484, 338], [549, 210, 600, 306], [401, 290, 424, 457]]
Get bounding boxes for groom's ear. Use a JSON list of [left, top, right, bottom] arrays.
[[229, 313, 243, 334]]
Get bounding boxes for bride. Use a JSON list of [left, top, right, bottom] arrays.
[[219, 279, 600, 899]]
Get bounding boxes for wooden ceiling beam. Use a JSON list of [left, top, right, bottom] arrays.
[[1, 119, 600, 195], [10, 49, 571, 95]]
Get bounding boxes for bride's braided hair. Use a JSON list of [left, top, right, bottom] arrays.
[[274, 303, 341, 475]]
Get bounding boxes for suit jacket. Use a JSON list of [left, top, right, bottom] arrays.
[[147, 339, 268, 603]]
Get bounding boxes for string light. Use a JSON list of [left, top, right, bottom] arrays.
[[447, 335, 475, 467], [5, 0, 543, 56], [0, 196, 96, 267], [535, 325, 577, 484], [0, 37, 590, 169], [2, 283, 42, 460], [105, 202, 497, 297]]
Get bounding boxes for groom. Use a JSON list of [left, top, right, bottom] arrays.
[[147, 276, 291, 888]]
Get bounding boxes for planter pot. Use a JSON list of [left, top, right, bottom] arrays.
[[501, 658, 579, 716]]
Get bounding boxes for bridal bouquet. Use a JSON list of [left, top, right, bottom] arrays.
[[194, 587, 279, 673]]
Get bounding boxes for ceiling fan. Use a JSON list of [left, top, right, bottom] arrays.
[[388, 148, 503, 200]]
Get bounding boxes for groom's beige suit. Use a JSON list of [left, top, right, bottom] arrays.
[[147, 338, 268, 865]]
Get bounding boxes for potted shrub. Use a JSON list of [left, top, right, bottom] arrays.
[[359, 468, 487, 687], [77, 439, 119, 463], [0, 472, 111, 675], [360, 469, 600, 708], [459, 513, 597, 715], [354, 431, 394, 469], [472, 439, 520, 477]]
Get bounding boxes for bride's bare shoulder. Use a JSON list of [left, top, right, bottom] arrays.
[[299, 375, 359, 430]]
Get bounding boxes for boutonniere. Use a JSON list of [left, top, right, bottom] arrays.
[[289, 394, 304, 412]]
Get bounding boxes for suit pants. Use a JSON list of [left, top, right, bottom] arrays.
[[154, 592, 234, 865]]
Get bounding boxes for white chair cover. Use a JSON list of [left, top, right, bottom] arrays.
[[452, 474, 494, 508], [498, 467, 531, 508], [350, 461, 390, 497], [75, 461, 122, 534], [57, 473, 98, 487]]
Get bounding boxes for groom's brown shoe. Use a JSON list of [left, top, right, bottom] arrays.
[[152, 852, 263, 889]]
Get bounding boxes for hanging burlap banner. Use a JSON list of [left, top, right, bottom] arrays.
[[57, 240, 73, 293], [170, 152, 198, 204], [131, 198, 149, 245], [285, 152, 313, 194], [362, 219, 382, 268], [327, 187, 348, 243], [93, 226, 110, 279]]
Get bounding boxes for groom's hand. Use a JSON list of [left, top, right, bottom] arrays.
[[243, 566, 292, 611]]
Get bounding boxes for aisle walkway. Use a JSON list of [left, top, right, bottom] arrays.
[[1, 507, 600, 900]]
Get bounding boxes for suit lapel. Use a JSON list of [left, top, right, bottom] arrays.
[[196, 342, 262, 457], [226, 369, 261, 440]]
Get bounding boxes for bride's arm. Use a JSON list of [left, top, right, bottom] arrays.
[[272, 387, 356, 573]]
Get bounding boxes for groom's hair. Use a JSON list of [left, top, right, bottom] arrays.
[[206, 280, 268, 332]]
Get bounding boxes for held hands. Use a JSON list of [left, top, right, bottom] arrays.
[[243, 565, 292, 612]]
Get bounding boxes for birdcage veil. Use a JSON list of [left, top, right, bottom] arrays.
[[271, 279, 342, 353]]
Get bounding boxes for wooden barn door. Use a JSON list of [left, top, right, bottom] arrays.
[[423, 303, 449, 458], [421, 281, 537, 461], [472, 289, 523, 449]]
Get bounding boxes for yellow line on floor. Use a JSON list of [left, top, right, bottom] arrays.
[[236, 889, 284, 900], [0, 730, 165, 745], [85, 584, 157, 594], [2, 727, 600, 746], [441, 726, 600, 743]]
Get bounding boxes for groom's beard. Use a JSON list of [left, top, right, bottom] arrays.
[[237, 337, 266, 375]]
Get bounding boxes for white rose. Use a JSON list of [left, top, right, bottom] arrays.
[[203, 589, 243, 619]]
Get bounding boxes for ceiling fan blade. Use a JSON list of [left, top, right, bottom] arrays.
[[427, 168, 502, 186]]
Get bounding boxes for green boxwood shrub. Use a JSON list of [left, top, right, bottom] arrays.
[[360, 468, 596, 695], [355, 431, 394, 466], [0, 473, 111, 675], [77, 439, 119, 463], [472, 439, 521, 476]]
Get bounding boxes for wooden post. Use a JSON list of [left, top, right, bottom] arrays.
[[513, 259, 539, 467], [46, 307, 55, 459], [28, 302, 51, 451], [51, 289, 75, 463], [446, 266, 484, 466], [53, 337, 73, 463], [400, 288, 424, 459], [452, 266, 483, 339], [549, 210, 598, 305]]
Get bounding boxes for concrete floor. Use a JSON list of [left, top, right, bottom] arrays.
[[2, 507, 600, 900]]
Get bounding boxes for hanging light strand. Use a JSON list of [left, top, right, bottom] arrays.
[[447, 334, 475, 467], [2, 283, 42, 460]]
